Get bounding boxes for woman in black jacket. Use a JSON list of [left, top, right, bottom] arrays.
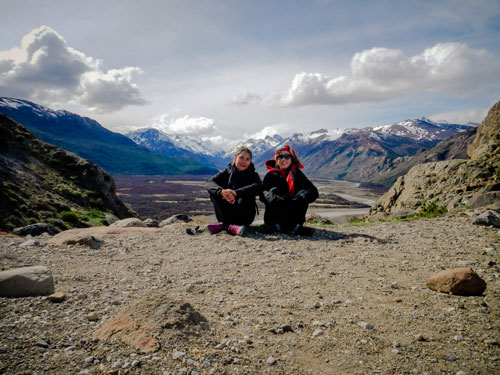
[[206, 145, 262, 236], [261, 144, 318, 235]]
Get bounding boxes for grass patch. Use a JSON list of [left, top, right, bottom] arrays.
[[59, 209, 107, 227]]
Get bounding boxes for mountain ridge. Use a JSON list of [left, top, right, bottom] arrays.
[[0, 97, 217, 176]]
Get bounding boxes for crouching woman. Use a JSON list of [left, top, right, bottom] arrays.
[[261, 144, 318, 235], [206, 145, 262, 236]]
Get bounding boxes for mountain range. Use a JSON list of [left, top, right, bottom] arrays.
[[128, 118, 477, 187], [0, 97, 477, 187], [0, 97, 217, 176]]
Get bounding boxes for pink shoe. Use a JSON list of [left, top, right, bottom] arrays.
[[206, 222, 224, 234], [227, 224, 245, 236]]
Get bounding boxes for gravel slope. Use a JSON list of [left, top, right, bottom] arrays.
[[1, 214, 499, 375]]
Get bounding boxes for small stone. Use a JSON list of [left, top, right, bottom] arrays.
[[84, 356, 94, 364], [426, 267, 486, 296], [86, 312, 99, 321], [358, 322, 374, 330], [172, 350, 186, 360], [313, 301, 321, 309], [456, 371, 466, 375], [267, 356, 276, 365], [391, 349, 400, 354], [444, 354, 458, 362], [454, 335, 465, 342], [312, 329, 324, 337], [415, 334, 426, 342], [392, 297, 403, 303], [131, 359, 141, 368], [48, 292, 66, 303], [111, 359, 123, 369], [36, 339, 49, 348]]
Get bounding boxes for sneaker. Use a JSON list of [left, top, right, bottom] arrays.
[[227, 224, 245, 236], [293, 224, 314, 236], [206, 222, 224, 234]]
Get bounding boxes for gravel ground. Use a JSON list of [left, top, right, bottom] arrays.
[[1, 214, 499, 375]]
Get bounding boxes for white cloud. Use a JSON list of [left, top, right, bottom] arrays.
[[229, 91, 262, 106], [264, 42, 500, 107], [244, 122, 292, 140], [0, 25, 147, 112], [429, 106, 490, 125], [151, 113, 218, 136]]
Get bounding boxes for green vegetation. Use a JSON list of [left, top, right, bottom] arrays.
[[60, 209, 107, 227]]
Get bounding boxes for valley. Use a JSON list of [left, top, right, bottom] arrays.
[[113, 175, 382, 224]]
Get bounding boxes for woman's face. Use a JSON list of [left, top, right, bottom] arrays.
[[235, 152, 251, 171], [277, 151, 292, 169]]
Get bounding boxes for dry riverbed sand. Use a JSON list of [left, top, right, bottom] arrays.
[[1, 214, 499, 375]]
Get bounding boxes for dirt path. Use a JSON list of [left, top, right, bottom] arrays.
[[1, 214, 499, 374]]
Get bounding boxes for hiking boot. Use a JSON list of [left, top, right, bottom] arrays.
[[227, 224, 245, 236], [206, 222, 224, 234], [293, 224, 314, 236]]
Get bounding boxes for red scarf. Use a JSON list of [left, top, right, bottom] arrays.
[[265, 144, 303, 197]]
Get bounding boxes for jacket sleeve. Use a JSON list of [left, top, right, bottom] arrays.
[[295, 173, 319, 203], [234, 172, 263, 198], [261, 172, 289, 204], [206, 169, 229, 196]]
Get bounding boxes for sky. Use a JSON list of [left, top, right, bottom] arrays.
[[1, 0, 500, 143]]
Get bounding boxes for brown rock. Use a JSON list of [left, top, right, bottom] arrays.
[[426, 267, 486, 296], [94, 291, 208, 353], [48, 292, 66, 302]]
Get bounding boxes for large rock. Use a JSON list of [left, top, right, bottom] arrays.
[[371, 100, 500, 217], [110, 218, 146, 228], [48, 226, 161, 246], [13, 223, 55, 236], [426, 267, 486, 296], [468, 101, 500, 160], [0, 266, 55, 297], [95, 291, 208, 353], [472, 210, 500, 228]]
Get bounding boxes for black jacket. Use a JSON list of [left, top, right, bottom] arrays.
[[261, 160, 319, 204], [206, 163, 262, 199]]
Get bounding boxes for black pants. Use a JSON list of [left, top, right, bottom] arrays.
[[209, 194, 256, 226], [263, 199, 309, 231]]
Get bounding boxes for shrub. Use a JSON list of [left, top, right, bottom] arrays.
[[60, 211, 80, 225]]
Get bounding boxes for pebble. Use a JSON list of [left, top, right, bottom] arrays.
[[312, 329, 324, 337], [357, 322, 374, 330], [172, 350, 186, 360], [444, 354, 458, 362], [86, 312, 99, 321], [267, 356, 277, 365]]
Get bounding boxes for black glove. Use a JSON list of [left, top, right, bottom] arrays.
[[294, 190, 309, 201], [264, 187, 287, 203]]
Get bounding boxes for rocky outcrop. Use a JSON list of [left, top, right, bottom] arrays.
[[468, 101, 500, 160], [371, 101, 500, 217], [0, 114, 136, 231]]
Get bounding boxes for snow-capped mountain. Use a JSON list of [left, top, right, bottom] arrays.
[[372, 117, 474, 141], [0, 97, 217, 175]]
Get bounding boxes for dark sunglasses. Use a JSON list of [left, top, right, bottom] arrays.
[[277, 154, 292, 160]]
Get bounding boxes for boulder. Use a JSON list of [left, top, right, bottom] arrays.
[[48, 226, 161, 245], [0, 266, 55, 297], [110, 218, 146, 228], [472, 210, 500, 228], [143, 218, 159, 228], [426, 267, 486, 296], [13, 223, 55, 236], [105, 213, 119, 225], [159, 214, 191, 227]]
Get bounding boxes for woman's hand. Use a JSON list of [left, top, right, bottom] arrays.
[[221, 189, 237, 204]]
